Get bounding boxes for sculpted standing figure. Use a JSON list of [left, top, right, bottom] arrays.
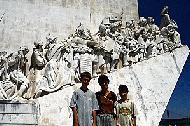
[[160, 6, 178, 30], [146, 17, 159, 40], [160, 6, 171, 29], [28, 42, 46, 98], [30, 42, 46, 71], [18, 47, 29, 76]]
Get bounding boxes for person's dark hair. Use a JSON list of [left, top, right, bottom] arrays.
[[98, 75, 110, 85], [119, 85, 129, 93], [80, 71, 92, 80]]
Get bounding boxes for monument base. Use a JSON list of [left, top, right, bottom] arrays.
[[0, 100, 38, 126]]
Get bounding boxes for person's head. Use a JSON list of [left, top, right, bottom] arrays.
[[119, 85, 129, 100], [80, 72, 92, 87], [34, 42, 43, 50], [98, 75, 110, 91]]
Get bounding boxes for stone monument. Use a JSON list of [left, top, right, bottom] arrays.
[[0, 0, 189, 126]]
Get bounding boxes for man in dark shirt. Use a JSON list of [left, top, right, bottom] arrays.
[[96, 75, 117, 126]]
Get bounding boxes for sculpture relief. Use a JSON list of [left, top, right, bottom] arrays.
[[0, 6, 184, 100], [0, 47, 30, 100]]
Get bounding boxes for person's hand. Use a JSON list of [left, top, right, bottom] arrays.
[[100, 95, 113, 105], [73, 121, 79, 126], [92, 121, 96, 126], [116, 123, 121, 126], [100, 95, 107, 102]]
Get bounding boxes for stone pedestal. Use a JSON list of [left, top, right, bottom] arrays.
[[0, 101, 38, 126]]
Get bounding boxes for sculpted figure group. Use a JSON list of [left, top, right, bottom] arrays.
[[0, 6, 183, 100], [0, 47, 29, 100]]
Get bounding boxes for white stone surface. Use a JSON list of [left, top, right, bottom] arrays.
[[0, 0, 189, 125], [0, 103, 37, 114], [0, 102, 38, 125], [36, 46, 189, 126], [0, 0, 138, 53]]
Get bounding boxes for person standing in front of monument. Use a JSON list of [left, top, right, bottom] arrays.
[[95, 75, 117, 126], [115, 85, 137, 126], [70, 72, 99, 126]]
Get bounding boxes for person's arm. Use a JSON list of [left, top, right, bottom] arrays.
[[70, 92, 79, 126], [131, 102, 136, 126], [92, 110, 97, 126], [115, 101, 121, 126], [71, 107, 79, 126], [132, 115, 137, 126], [92, 93, 99, 126]]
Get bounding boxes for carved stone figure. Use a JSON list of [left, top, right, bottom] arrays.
[[146, 17, 160, 40], [160, 6, 178, 30], [0, 81, 15, 100], [34, 59, 71, 98], [71, 52, 80, 81], [160, 6, 170, 29], [128, 39, 139, 64], [122, 40, 130, 66], [125, 21, 134, 39], [138, 35, 147, 61], [157, 39, 169, 53], [172, 31, 182, 47], [45, 36, 69, 62], [99, 23, 107, 37], [80, 53, 94, 75], [111, 41, 122, 70], [75, 23, 93, 40], [0, 48, 30, 100], [27, 42, 47, 99], [135, 17, 147, 40], [160, 23, 181, 51], [18, 46, 29, 76], [9, 70, 29, 100], [92, 54, 99, 76], [30, 42, 46, 71]]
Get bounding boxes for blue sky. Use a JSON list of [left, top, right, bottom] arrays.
[[138, 0, 190, 119]]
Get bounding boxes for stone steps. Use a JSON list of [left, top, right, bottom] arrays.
[[0, 101, 38, 126]]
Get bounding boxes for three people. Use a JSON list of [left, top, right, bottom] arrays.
[[70, 72, 137, 126]]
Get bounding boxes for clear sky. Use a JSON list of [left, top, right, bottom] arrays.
[[138, 0, 190, 119]]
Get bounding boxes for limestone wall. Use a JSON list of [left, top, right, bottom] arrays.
[[0, 0, 138, 53]]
